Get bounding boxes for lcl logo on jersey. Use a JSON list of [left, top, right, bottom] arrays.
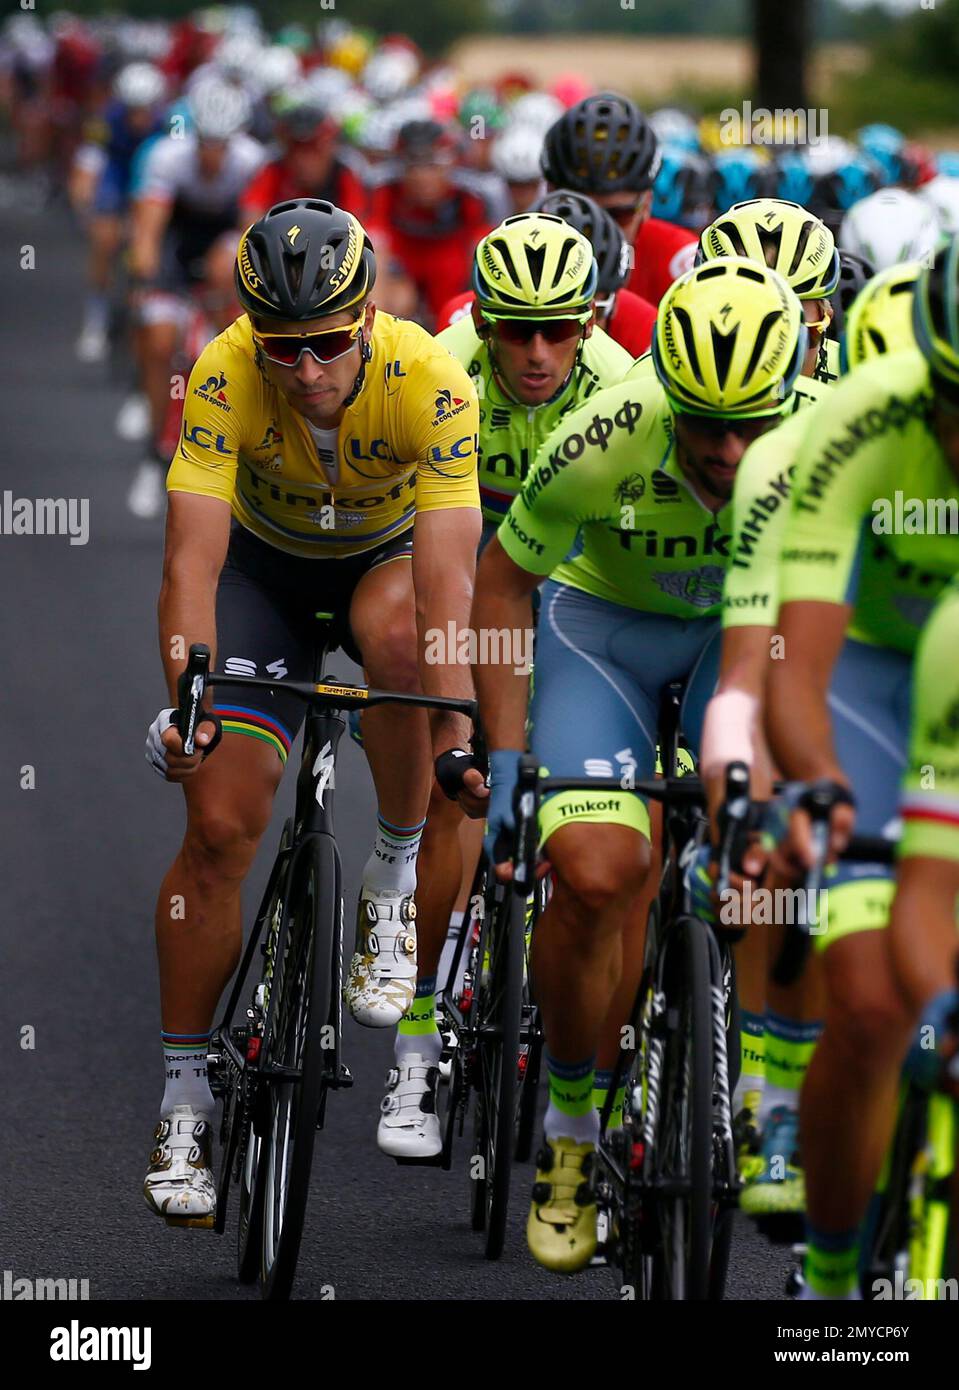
[[184, 421, 231, 455]]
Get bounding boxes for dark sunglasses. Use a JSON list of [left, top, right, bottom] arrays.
[[252, 320, 363, 366], [604, 201, 643, 226], [675, 411, 775, 440], [485, 316, 588, 345]]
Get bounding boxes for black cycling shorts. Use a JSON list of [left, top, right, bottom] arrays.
[[213, 521, 413, 763]]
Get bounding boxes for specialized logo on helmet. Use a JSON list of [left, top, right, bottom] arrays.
[[239, 239, 262, 292], [327, 218, 359, 295], [287, 224, 302, 246], [528, 228, 541, 244], [482, 244, 503, 282], [433, 388, 468, 424]]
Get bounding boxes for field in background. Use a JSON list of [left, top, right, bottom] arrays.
[[448, 34, 868, 104]]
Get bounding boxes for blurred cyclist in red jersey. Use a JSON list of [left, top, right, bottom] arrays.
[[240, 92, 367, 221], [365, 118, 506, 329]]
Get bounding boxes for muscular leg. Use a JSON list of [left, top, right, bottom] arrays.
[[801, 928, 911, 1235], [534, 822, 650, 1062], [156, 733, 282, 1034]]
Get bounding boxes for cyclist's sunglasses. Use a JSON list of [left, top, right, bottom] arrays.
[[674, 411, 778, 440], [604, 200, 643, 226], [483, 314, 589, 345], [252, 319, 363, 366]]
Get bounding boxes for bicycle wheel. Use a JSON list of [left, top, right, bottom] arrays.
[[652, 915, 714, 1300], [469, 886, 526, 1259], [259, 836, 339, 1300]]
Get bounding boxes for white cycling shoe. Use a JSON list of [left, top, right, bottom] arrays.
[[115, 392, 150, 442], [143, 1104, 216, 1227], [344, 888, 417, 1028], [377, 1053, 442, 1159], [75, 323, 108, 364]]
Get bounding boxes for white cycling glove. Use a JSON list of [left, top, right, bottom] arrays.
[[145, 708, 177, 778]]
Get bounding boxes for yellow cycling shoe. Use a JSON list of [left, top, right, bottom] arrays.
[[526, 1136, 597, 1273]]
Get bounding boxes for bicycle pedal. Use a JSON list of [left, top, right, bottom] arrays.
[[330, 1062, 353, 1089], [164, 1213, 215, 1230], [393, 1152, 445, 1168]]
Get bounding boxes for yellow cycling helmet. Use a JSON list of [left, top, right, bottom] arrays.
[[472, 213, 598, 319], [652, 256, 807, 417], [842, 261, 920, 372], [699, 198, 840, 299]]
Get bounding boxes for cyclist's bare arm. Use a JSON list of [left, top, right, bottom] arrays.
[[765, 597, 854, 866], [470, 535, 541, 754], [412, 505, 482, 754], [704, 624, 777, 830], [129, 195, 171, 282], [159, 491, 231, 706]]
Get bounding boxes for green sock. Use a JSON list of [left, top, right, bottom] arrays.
[[591, 1068, 626, 1126], [762, 1012, 820, 1126], [804, 1225, 860, 1298], [398, 986, 436, 1038], [740, 1009, 765, 1083], [547, 1055, 595, 1118]]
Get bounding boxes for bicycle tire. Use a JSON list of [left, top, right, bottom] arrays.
[[653, 915, 713, 1300], [259, 836, 339, 1301], [471, 886, 526, 1259]]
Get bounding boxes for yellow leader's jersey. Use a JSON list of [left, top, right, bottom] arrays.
[[166, 312, 481, 558]]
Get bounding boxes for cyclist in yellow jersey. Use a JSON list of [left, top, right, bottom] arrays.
[[142, 200, 481, 1226]]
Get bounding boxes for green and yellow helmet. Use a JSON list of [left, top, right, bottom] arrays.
[[699, 198, 840, 300], [471, 212, 598, 319], [913, 233, 959, 391], [652, 256, 807, 417], [841, 261, 920, 372]]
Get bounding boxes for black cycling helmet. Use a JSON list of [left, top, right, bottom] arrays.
[[540, 92, 661, 194], [235, 198, 376, 322], [532, 188, 630, 295], [396, 117, 458, 162], [828, 248, 876, 341]]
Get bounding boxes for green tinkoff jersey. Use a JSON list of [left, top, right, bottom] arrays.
[[436, 315, 633, 525], [900, 576, 959, 863], [723, 377, 833, 627], [498, 374, 829, 617], [778, 349, 959, 655]]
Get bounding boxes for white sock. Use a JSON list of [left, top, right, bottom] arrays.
[[362, 813, 425, 895], [438, 910, 465, 996], [394, 1028, 443, 1066], [543, 1100, 599, 1146], [161, 1039, 215, 1119]]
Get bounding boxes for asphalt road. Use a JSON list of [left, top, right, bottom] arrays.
[[0, 196, 792, 1302]]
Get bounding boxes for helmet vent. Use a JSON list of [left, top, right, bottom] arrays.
[[550, 238, 579, 288], [674, 306, 703, 386], [756, 223, 785, 272], [710, 321, 738, 390], [524, 242, 547, 290], [741, 310, 783, 384]]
